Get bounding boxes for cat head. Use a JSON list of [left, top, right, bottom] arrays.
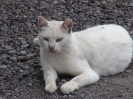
[[34, 16, 73, 53]]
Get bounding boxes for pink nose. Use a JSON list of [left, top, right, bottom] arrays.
[[49, 46, 54, 51]]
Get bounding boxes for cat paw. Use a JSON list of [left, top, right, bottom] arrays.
[[60, 82, 79, 94], [45, 83, 57, 93]]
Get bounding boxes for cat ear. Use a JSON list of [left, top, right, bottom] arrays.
[[38, 16, 48, 28], [61, 19, 73, 33]]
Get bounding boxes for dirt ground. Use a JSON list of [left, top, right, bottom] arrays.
[[0, 0, 133, 99]]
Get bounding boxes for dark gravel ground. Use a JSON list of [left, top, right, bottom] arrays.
[[0, 0, 133, 99]]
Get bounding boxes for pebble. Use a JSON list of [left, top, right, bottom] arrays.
[[20, 70, 30, 76], [96, 10, 101, 15], [10, 57, 17, 62], [9, 50, 16, 54], [20, 65, 29, 70], [17, 56, 26, 62], [26, 53, 34, 58], [3, 45, 14, 50], [20, 51, 27, 55], [0, 65, 7, 69], [130, 31, 133, 35], [63, 95, 67, 98], [129, 3, 133, 6], [81, 0, 88, 3], [21, 40, 27, 44], [21, 44, 29, 48], [59, 0, 66, 3], [95, 1, 100, 5], [20, 69, 23, 72], [28, 83, 33, 86], [53, 0, 58, 4], [102, 1, 107, 5]]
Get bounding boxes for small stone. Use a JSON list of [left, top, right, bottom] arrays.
[[3, 45, 14, 50], [20, 69, 23, 72], [102, 1, 107, 5], [6, 93, 11, 96], [0, 65, 7, 69], [21, 44, 29, 48], [81, 0, 88, 3], [131, 22, 133, 27], [63, 95, 67, 98], [10, 57, 17, 62], [40, 68, 43, 71], [53, 0, 58, 4], [9, 50, 16, 54], [15, 88, 19, 92], [20, 51, 27, 55], [21, 40, 27, 44], [123, 2, 128, 6], [130, 31, 133, 35], [20, 65, 29, 70], [26, 53, 34, 58], [95, 1, 100, 5], [28, 83, 32, 86], [96, 10, 101, 15], [17, 56, 26, 62], [125, 70, 131, 73], [31, 20, 36, 23], [129, 3, 133, 7], [59, 0, 66, 3], [20, 70, 30, 76]]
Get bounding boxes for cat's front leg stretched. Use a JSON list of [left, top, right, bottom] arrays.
[[60, 70, 99, 94], [43, 68, 58, 93]]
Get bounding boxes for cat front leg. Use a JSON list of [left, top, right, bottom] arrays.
[[43, 68, 58, 93], [60, 69, 99, 94]]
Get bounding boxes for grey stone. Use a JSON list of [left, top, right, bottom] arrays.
[[17, 56, 26, 62], [53, 0, 58, 4], [10, 57, 17, 62], [3, 45, 14, 50], [0, 65, 7, 69], [102, 1, 107, 5], [9, 50, 16, 54], [21, 44, 29, 48], [20, 51, 27, 55], [28, 83, 33, 86], [129, 3, 133, 6], [26, 53, 34, 58]]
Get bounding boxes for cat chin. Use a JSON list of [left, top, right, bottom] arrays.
[[47, 50, 59, 54]]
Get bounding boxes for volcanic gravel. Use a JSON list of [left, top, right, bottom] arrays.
[[0, 0, 133, 99]]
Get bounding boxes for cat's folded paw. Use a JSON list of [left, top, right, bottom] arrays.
[[45, 83, 57, 93], [60, 82, 79, 94]]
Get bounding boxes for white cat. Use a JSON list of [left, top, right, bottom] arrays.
[[34, 16, 132, 94]]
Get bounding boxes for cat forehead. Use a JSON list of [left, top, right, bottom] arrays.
[[40, 26, 63, 37], [48, 21, 63, 28], [39, 21, 64, 37]]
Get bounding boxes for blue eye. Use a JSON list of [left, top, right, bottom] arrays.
[[56, 37, 63, 42]]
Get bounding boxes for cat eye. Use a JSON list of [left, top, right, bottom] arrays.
[[56, 37, 63, 42], [43, 37, 49, 41]]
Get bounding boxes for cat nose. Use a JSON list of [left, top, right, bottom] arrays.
[[49, 46, 55, 51]]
